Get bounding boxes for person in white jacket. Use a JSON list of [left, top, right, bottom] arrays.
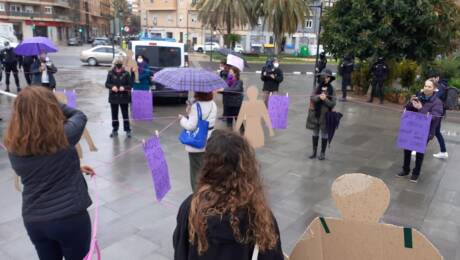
[[179, 92, 217, 192]]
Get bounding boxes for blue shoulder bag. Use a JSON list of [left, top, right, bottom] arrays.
[[179, 103, 210, 149]]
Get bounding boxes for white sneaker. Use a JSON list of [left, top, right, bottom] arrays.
[[433, 152, 449, 159], [411, 151, 416, 157]]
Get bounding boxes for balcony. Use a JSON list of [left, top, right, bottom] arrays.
[[2, 10, 73, 22], [143, 1, 177, 11]]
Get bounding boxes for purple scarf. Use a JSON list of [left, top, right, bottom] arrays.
[[226, 74, 236, 87]]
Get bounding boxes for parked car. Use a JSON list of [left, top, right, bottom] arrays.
[[80, 46, 125, 66], [67, 37, 82, 46], [193, 42, 220, 53], [87, 36, 95, 44], [92, 37, 110, 47], [234, 44, 244, 53]]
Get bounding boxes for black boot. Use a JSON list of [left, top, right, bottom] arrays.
[[318, 138, 328, 160], [5, 85, 10, 92], [309, 136, 319, 159]]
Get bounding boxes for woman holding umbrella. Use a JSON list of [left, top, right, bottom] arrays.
[[154, 67, 225, 192], [306, 69, 337, 160]]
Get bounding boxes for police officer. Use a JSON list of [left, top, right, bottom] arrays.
[[0, 42, 22, 92], [369, 57, 389, 104], [316, 52, 327, 74], [338, 55, 354, 101]]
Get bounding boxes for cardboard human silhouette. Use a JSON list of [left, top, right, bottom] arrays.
[[234, 86, 274, 149], [55, 92, 98, 159], [124, 49, 139, 83], [286, 173, 442, 260]]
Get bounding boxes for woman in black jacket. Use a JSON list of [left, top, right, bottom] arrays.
[[4, 87, 94, 260], [106, 57, 132, 138], [173, 130, 284, 260], [221, 67, 244, 128]]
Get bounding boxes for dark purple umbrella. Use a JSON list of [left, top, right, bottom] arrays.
[[14, 37, 58, 56], [326, 111, 343, 145], [153, 68, 227, 93]]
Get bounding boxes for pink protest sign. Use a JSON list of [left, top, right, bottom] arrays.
[[268, 95, 289, 129], [143, 136, 171, 201], [132, 90, 153, 121], [397, 111, 432, 154]]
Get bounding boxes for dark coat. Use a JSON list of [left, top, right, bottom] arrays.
[[105, 68, 132, 104], [316, 57, 327, 73], [338, 60, 354, 78], [222, 79, 244, 107], [0, 47, 22, 67], [306, 85, 337, 132], [173, 195, 284, 260], [31, 59, 58, 88], [405, 94, 443, 139], [261, 67, 284, 92], [8, 105, 92, 223], [370, 61, 389, 81], [22, 56, 36, 69]]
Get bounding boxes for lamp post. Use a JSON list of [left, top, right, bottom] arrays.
[[310, 2, 323, 89]]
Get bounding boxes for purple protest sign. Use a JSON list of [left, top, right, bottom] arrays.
[[132, 90, 153, 121], [65, 90, 77, 108], [268, 95, 289, 129], [143, 136, 171, 201], [397, 111, 432, 154]]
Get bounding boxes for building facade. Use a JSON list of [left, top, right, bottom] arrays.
[[0, 0, 111, 44], [139, 0, 335, 53]]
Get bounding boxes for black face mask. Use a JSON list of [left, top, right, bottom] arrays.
[[115, 64, 122, 69]]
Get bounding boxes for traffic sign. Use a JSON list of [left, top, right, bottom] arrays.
[[124, 26, 130, 32]]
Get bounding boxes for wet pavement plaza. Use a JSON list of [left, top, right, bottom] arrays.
[[1, 63, 460, 259]]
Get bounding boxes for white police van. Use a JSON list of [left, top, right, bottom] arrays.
[[130, 39, 188, 102]]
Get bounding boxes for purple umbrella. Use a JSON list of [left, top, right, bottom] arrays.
[[153, 68, 227, 93], [14, 37, 58, 56]]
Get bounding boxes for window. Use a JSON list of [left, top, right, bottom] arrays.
[[166, 32, 173, 38], [150, 0, 154, 3], [179, 16, 183, 23], [135, 46, 182, 68], [152, 16, 157, 26], [10, 5, 22, 12], [305, 19, 313, 29], [0, 3, 5, 12], [93, 47, 106, 53], [191, 14, 197, 23], [167, 15, 173, 23], [44, 6, 53, 14], [24, 6, 34, 13]]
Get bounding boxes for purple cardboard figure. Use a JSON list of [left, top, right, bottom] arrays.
[[132, 90, 153, 121], [143, 135, 171, 201], [268, 94, 289, 129]]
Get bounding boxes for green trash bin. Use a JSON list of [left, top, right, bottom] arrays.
[[299, 46, 310, 57]]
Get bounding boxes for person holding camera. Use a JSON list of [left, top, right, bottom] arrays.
[[261, 57, 284, 105], [31, 52, 57, 90], [397, 79, 443, 183]]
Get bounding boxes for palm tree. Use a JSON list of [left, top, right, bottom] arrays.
[[255, 0, 310, 54], [193, 0, 258, 48]]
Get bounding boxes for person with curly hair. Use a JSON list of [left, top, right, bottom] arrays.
[[173, 129, 283, 260]]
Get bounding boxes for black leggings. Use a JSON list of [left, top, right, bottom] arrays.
[[111, 103, 131, 132], [24, 211, 91, 260]]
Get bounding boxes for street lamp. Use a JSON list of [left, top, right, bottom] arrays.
[[310, 3, 323, 89]]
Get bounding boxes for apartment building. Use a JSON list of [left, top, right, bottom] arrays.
[[139, 0, 334, 53], [0, 0, 111, 44], [128, 0, 140, 15]]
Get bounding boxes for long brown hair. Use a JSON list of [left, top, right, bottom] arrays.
[[4, 86, 69, 156], [189, 130, 278, 254]]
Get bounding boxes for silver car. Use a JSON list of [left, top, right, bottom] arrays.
[[80, 46, 126, 66]]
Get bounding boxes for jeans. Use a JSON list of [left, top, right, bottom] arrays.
[[435, 121, 447, 153], [189, 152, 204, 192], [24, 211, 91, 260], [403, 149, 425, 176], [111, 103, 131, 132]]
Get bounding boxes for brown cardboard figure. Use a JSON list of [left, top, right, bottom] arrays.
[[124, 49, 139, 83], [286, 173, 442, 260], [234, 86, 274, 149], [54, 92, 98, 159]]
